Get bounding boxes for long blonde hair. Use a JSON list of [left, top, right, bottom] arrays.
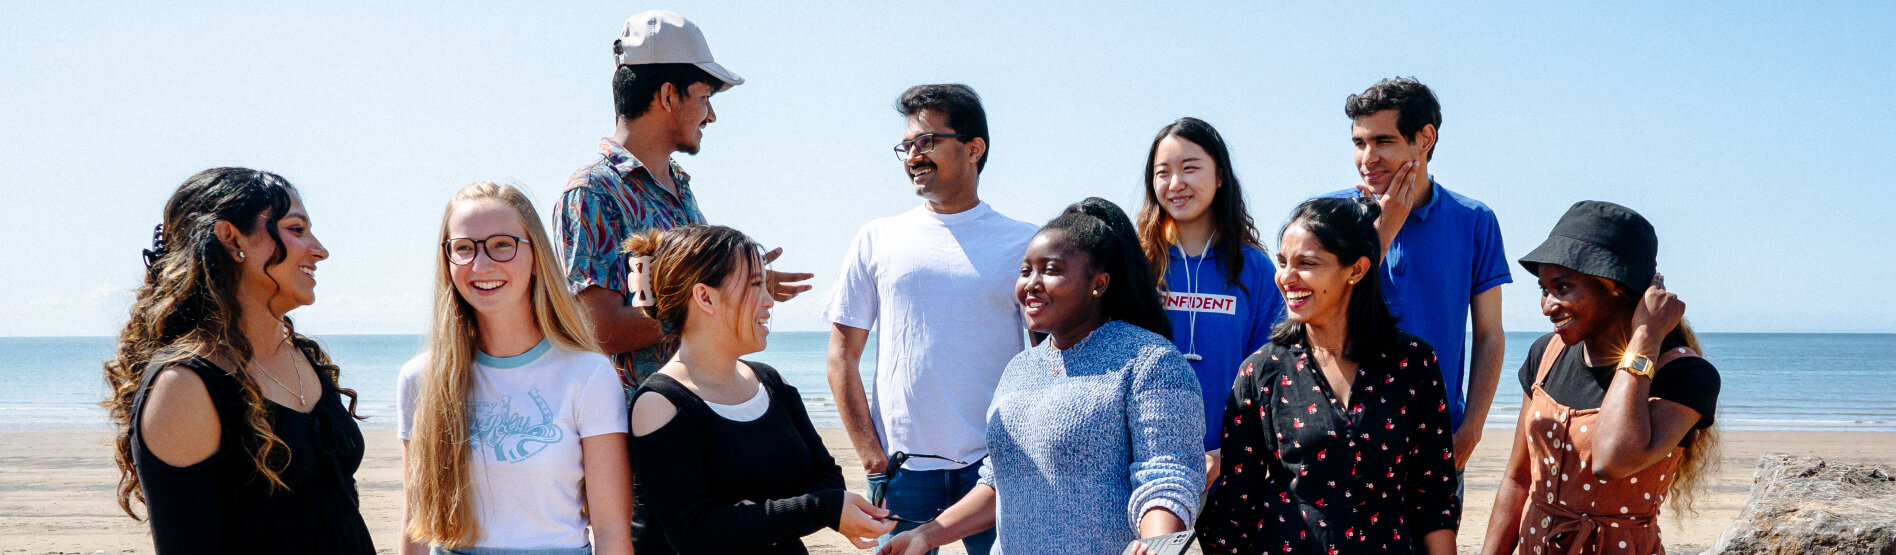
[[107, 168, 360, 519], [1664, 320, 1717, 518], [404, 182, 598, 548]]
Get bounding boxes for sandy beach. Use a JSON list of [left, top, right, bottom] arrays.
[[2, 428, 1889, 555]]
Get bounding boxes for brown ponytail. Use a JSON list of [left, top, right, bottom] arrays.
[[621, 225, 763, 334]]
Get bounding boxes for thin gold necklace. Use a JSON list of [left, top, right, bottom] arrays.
[[250, 336, 306, 409]]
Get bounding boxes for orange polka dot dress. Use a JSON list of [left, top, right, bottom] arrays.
[[1515, 335, 1685, 555]]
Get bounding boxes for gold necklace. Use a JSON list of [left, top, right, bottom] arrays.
[[249, 338, 306, 409]]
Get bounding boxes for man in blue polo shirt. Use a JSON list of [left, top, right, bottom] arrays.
[[1329, 77, 1510, 485]]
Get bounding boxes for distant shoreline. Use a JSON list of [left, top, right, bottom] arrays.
[[7, 332, 1896, 433]]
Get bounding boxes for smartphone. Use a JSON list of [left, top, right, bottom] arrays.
[[1121, 529, 1193, 555]]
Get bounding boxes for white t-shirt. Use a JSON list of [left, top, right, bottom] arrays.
[[704, 382, 770, 422], [397, 339, 628, 550], [821, 201, 1038, 471]]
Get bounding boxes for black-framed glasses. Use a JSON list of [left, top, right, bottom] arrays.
[[443, 235, 530, 265], [892, 133, 972, 160], [869, 451, 969, 524]]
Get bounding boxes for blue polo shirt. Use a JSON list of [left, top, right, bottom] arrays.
[[1325, 179, 1511, 429], [1161, 243, 1284, 451]]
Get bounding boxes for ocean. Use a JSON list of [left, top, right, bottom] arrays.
[[3, 332, 1892, 432]]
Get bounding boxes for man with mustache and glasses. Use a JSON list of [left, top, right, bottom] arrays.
[[554, 10, 812, 398], [1326, 77, 1512, 499], [823, 84, 1037, 555]]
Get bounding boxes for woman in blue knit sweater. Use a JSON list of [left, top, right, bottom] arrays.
[[878, 198, 1205, 555]]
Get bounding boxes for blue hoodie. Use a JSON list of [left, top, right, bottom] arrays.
[[1161, 243, 1284, 451]]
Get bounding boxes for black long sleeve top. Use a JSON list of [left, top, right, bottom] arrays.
[[629, 362, 847, 555]]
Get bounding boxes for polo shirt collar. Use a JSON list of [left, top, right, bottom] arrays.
[[1408, 177, 1445, 222]]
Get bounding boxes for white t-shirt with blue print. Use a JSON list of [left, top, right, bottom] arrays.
[[397, 339, 628, 550]]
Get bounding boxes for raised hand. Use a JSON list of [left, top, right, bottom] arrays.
[[1628, 273, 1686, 356], [762, 247, 814, 302], [1355, 160, 1423, 252], [1356, 161, 1421, 217]]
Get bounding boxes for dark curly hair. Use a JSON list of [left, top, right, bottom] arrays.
[[1344, 77, 1442, 161], [106, 167, 359, 519]]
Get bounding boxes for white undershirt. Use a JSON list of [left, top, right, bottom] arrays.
[[704, 382, 770, 422]]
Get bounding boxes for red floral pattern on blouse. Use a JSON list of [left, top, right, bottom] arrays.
[[1199, 334, 1461, 553]]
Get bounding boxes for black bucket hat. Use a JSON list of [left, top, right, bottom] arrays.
[[1518, 201, 1658, 292]]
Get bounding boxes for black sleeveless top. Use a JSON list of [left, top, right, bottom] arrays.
[[129, 353, 375, 554], [629, 362, 846, 555]]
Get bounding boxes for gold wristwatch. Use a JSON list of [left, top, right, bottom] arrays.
[[1617, 353, 1657, 379]]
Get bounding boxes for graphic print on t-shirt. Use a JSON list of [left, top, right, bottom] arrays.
[[1164, 292, 1238, 315], [470, 388, 565, 462]]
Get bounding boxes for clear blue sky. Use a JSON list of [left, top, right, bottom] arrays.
[[3, 2, 1891, 337]]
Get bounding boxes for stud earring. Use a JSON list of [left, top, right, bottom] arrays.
[[237, 251, 246, 261]]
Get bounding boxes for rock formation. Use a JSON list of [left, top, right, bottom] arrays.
[[1706, 453, 1896, 554]]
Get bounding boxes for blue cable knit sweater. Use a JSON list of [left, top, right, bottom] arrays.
[[978, 320, 1205, 554]]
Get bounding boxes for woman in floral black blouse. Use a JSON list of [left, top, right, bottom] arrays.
[[1199, 197, 1459, 554]]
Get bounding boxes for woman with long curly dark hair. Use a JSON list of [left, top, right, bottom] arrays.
[[103, 167, 372, 554]]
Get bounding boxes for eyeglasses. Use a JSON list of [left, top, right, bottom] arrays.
[[869, 451, 969, 524], [443, 235, 530, 265], [892, 133, 972, 160]]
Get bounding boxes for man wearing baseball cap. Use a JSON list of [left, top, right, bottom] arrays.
[[553, 10, 812, 399]]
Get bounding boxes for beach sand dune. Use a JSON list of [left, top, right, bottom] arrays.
[[3, 428, 1890, 554]]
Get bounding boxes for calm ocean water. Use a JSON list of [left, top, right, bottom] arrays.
[[3, 332, 1892, 432]]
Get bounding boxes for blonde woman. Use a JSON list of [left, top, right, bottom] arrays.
[[397, 182, 632, 555]]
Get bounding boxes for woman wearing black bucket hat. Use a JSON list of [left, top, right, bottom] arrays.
[[1481, 201, 1721, 555]]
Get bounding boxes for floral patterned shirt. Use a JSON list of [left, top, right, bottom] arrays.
[[1199, 333, 1460, 554], [553, 138, 706, 397]]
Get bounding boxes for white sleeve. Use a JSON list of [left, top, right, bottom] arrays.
[[820, 225, 879, 330], [575, 356, 630, 437], [395, 355, 427, 441]]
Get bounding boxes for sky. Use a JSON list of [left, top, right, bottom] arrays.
[[3, 1, 1892, 337]]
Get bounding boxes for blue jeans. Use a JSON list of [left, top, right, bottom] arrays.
[[870, 461, 996, 555]]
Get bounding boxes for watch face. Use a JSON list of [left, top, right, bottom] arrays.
[[1621, 356, 1655, 377]]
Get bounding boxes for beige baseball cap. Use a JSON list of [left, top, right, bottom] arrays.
[[613, 10, 743, 92]]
